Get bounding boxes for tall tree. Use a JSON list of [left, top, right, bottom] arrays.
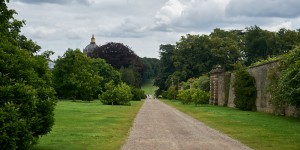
[[173, 34, 214, 81], [210, 28, 242, 70], [89, 42, 145, 87], [244, 25, 272, 65], [0, 0, 56, 148], [141, 57, 159, 81], [154, 44, 176, 96]]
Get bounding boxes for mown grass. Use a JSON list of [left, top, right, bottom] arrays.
[[141, 79, 158, 95], [32, 100, 144, 150], [163, 100, 300, 150]]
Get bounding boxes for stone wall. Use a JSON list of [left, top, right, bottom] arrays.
[[210, 61, 297, 116]]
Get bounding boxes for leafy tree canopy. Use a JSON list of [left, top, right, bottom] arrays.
[[0, 0, 56, 148]]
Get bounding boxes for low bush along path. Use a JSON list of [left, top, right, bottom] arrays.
[[122, 98, 252, 150]]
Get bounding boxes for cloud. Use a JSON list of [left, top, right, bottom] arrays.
[[153, 0, 230, 32], [99, 18, 149, 38], [14, 0, 89, 5], [154, 0, 185, 27], [226, 0, 300, 18], [8, 0, 300, 60]]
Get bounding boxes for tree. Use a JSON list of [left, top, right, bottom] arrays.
[[91, 58, 122, 95], [0, 1, 56, 148], [154, 44, 176, 96], [99, 81, 132, 105], [233, 63, 257, 111], [141, 57, 159, 81], [173, 34, 214, 81], [53, 49, 102, 100], [89, 42, 145, 87], [210, 28, 241, 71]]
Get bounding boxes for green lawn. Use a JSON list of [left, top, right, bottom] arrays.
[[32, 100, 144, 150], [163, 100, 300, 150], [141, 79, 158, 95]]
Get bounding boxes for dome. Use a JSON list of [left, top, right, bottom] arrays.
[[83, 35, 99, 54]]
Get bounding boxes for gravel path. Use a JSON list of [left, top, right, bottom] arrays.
[[122, 99, 252, 150]]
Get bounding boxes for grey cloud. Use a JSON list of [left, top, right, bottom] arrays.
[[226, 0, 300, 18], [15, 0, 89, 5], [152, 0, 228, 32], [99, 18, 149, 38]]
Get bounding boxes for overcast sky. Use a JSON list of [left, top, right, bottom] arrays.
[[8, 0, 300, 59]]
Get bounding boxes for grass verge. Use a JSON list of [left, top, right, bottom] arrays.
[[163, 100, 300, 150], [32, 100, 144, 150], [141, 79, 158, 95]]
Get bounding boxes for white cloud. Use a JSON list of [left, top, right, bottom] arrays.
[[155, 0, 185, 26]]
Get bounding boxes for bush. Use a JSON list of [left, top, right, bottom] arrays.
[[99, 82, 132, 105], [131, 87, 146, 101], [192, 89, 210, 106], [233, 63, 257, 111], [166, 86, 178, 100], [193, 75, 210, 92], [177, 89, 194, 104]]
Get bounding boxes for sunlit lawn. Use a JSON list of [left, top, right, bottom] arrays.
[[32, 100, 144, 150], [163, 100, 300, 150]]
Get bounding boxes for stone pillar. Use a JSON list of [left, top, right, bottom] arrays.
[[210, 65, 224, 105]]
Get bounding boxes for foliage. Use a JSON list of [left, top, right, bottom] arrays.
[[99, 82, 133, 105], [53, 49, 102, 101], [191, 75, 210, 92], [267, 66, 285, 115], [131, 86, 146, 101], [0, 1, 56, 148], [177, 89, 194, 104], [279, 47, 300, 109], [92, 58, 122, 94], [154, 44, 176, 96], [250, 56, 281, 67], [173, 34, 214, 82], [141, 57, 159, 81], [233, 63, 257, 111], [120, 66, 142, 87], [89, 42, 145, 87], [155, 27, 300, 98], [177, 89, 209, 105], [191, 89, 210, 106], [210, 28, 242, 71], [165, 86, 178, 100]]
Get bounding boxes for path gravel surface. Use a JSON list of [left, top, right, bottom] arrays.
[[122, 99, 252, 150]]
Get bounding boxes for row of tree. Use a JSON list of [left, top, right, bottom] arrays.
[[154, 26, 300, 96]]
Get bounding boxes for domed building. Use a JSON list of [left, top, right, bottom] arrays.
[[83, 35, 99, 55]]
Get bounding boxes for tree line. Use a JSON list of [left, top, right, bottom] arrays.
[[154, 26, 300, 97]]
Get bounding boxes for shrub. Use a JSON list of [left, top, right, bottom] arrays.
[[99, 82, 132, 105], [233, 63, 257, 111], [193, 75, 210, 92], [177, 89, 194, 104], [166, 86, 178, 100], [131, 87, 146, 101], [192, 89, 210, 106]]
